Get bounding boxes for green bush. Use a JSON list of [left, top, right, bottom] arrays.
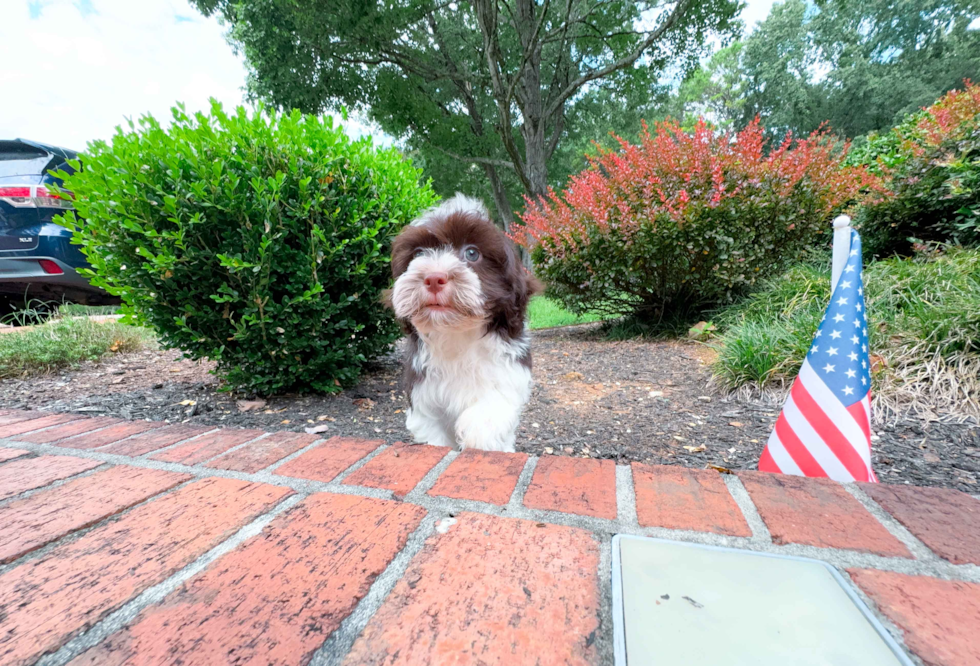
[[56, 102, 437, 394], [514, 119, 881, 325], [853, 83, 980, 256], [712, 247, 980, 415]]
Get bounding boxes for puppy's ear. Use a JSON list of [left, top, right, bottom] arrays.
[[498, 243, 542, 338]]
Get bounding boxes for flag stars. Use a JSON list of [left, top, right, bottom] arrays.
[[827, 347, 838, 356], [856, 303, 862, 312], [834, 313, 845, 323], [837, 296, 849, 306], [861, 376, 868, 386], [843, 386, 855, 396], [815, 330, 822, 338], [823, 363, 836, 373], [846, 369, 856, 378], [840, 280, 852, 289], [850, 248, 858, 257], [845, 264, 855, 273], [850, 335, 860, 345], [858, 287, 863, 296], [811, 345, 819, 354], [853, 318, 862, 327], [830, 330, 842, 339], [848, 352, 858, 361], [862, 344, 867, 352], [861, 360, 867, 369]]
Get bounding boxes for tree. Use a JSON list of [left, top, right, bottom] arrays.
[[739, 0, 980, 139], [672, 41, 745, 130], [191, 0, 741, 230]]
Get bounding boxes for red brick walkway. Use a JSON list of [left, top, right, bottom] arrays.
[[0, 409, 977, 666]]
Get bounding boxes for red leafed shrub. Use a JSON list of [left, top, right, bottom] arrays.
[[513, 118, 883, 322], [854, 81, 980, 256]]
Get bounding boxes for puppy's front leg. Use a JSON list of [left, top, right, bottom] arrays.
[[455, 393, 522, 452]]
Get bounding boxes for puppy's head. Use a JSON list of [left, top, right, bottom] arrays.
[[389, 194, 542, 338]]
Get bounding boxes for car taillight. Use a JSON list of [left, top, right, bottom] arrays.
[[0, 185, 73, 209], [33, 186, 73, 209], [0, 186, 34, 207], [38, 259, 64, 274]]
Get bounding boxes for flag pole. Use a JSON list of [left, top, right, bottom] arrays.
[[831, 215, 852, 292]]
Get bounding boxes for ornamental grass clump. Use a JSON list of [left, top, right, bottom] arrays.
[[513, 118, 883, 324]]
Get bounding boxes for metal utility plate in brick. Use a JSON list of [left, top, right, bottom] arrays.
[[611, 535, 914, 666]]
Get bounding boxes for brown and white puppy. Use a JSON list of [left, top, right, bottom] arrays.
[[389, 194, 541, 451]]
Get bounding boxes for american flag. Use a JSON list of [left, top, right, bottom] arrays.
[[759, 226, 877, 483]]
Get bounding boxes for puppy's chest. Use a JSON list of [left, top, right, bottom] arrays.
[[409, 335, 530, 402]]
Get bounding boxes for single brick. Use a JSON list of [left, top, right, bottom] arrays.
[[206, 430, 319, 473], [150, 428, 265, 465], [632, 463, 751, 536], [0, 466, 189, 563], [56, 420, 165, 450], [345, 512, 600, 666], [0, 411, 43, 426], [0, 455, 102, 501], [428, 449, 528, 505], [739, 472, 910, 557], [275, 436, 382, 482], [343, 442, 448, 498], [523, 455, 617, 519], [861, 483, 980, 565], [850, 569, 980, 666], [0, 477, 291, 666], [101, 424, 214, 457], [16, 416, 123, 444], [0, 412, 84, 438], [0, 448, 30, 462], [70, 493, 426, 666]]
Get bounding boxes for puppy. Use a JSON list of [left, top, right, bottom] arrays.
[[388, 194, 541, 452]]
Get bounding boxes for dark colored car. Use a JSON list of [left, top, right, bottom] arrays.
[[0, 138, 115, 305]]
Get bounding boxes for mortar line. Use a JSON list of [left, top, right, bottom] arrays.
[[0, 413, 88, 440], [842, 482, 939, 562], [507, 454, 538, 510], [328, 443, 392, 485], [0, 476, 201, 576], [0, 460, 114, 508], [260, 435, 334, 473], [131, 426, 222, 459], [14, 417, 133, 448], [194, 430, 274, 466], [3, 440, 979, 583], [722, 473, 771, 543], [63, 419, 170, 451], [35, 492, 305, 666], [402, 448, 458, 502], [595, 534, 615, 665], [615, 463, 638, 527], [309, 512, 440, 666]]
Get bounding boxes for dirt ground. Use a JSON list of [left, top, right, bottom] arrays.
[[1, 325, 977, 493]]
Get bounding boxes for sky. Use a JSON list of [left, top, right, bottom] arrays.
[[0, 0, 779, 152]]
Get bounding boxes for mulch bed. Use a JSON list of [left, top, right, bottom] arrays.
[[1, 326, 976, 494]]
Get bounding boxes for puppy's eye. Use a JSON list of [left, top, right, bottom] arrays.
[[463, 247, 480, 262], [413, 248, 426, 260]]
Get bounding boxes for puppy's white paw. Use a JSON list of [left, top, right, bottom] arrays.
[[455, 405, 517, 452]]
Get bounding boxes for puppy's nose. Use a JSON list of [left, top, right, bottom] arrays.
[[424, 272, 449, 294]]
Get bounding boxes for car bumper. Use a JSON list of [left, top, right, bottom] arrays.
[[0, 256, 94, 288]]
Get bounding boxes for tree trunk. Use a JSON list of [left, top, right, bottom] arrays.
[[482, 164, 516, 233]]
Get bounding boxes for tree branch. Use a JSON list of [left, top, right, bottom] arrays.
[[545, 0, 694, 118]]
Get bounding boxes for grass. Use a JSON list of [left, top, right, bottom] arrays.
[[711, 246, 980, 418], [527, 296, 609, 329], [0, 316, 155, 378]]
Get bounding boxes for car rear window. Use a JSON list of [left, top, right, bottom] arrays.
[[0, 142, 52, 178]]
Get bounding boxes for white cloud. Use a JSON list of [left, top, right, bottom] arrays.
[[0, 0, 383, 151]]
